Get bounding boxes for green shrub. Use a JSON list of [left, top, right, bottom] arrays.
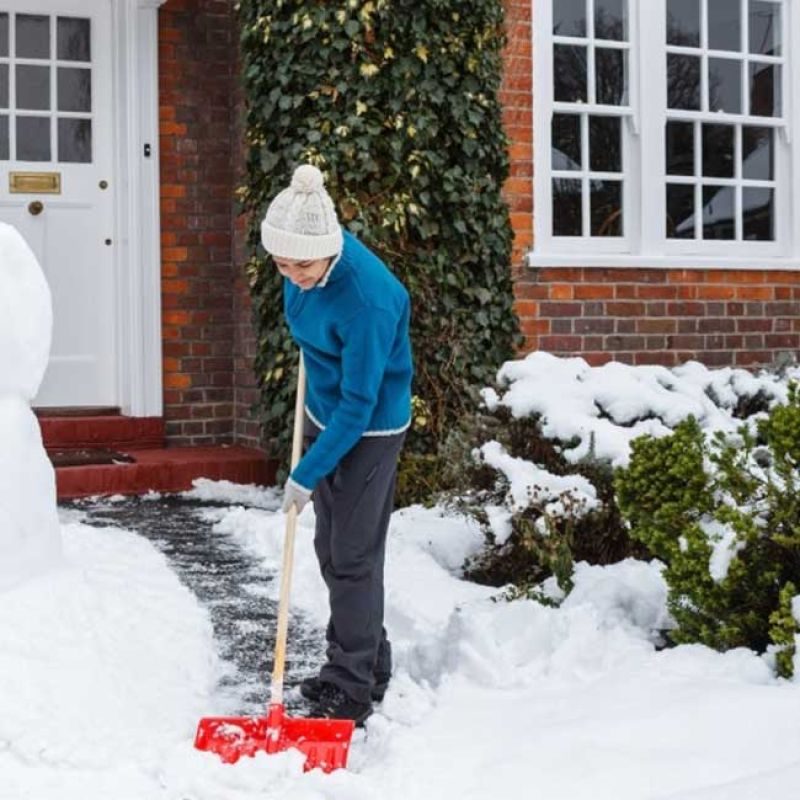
[[615, 383, 800, 673], [238, 0, 520, 469]]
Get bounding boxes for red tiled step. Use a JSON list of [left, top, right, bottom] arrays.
[[55, 446, 277, 500], [39, 414, 165, 452]]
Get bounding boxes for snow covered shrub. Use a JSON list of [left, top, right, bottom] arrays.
[[615, 383, 800, 674], [449, 405, 642, 594]]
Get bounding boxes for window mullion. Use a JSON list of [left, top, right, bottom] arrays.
[[640, 0, 666, 254]]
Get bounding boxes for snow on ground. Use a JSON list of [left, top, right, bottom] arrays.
[[3, 485, 800, 799]]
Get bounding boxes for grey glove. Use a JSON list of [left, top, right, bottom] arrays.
[[282, 476, 312, 514]]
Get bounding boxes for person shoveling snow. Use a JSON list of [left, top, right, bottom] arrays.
[[195, 164, 414, 766]]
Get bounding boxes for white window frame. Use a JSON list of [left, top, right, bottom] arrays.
[[530, 0, 800, 269]]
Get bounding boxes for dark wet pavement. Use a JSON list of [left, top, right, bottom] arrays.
[[62, 494, 324, 716]]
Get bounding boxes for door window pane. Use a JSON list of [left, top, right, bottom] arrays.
[[667, 184, 695, 238], [667, 0, 700, 47], [708, 0, 741, 51], [554, 45, 588, 102], [702, 185, 735, 240], [702, 124, 735, 178], [16, 65, 50, 110], [742, 127, 773, 180], [0, 115, 7, 160], [58, 117, 91, 162], [0, 64, 7, 108], [57, 17, 90, 62], [749, 62, 781, 117], [16, 116, 50, 161], [749, 1, 780, 56], [596, 47, 627, 105], [595, 0, 627, 41], [553, 179, 583, 236], [667, 54, 700, 110], [743, 188, 774, 240], [16, 14, 49, 59], [590, 116, 621, 172], [553, 0, 587, 37], [708, 58, 741, 114], [58, 67, 91, 112], [591, 180, 623, 236], [0, 13, 8, 58], [666, 121, 694, 176], [552, 114, 581, 170]]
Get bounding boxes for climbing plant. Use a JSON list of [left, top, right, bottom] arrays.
[[237, 0, 520, 466]]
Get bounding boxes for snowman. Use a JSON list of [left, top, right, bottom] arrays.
[[0, 222, 61, 590]]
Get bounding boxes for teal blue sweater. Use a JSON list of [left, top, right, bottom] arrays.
[[284, 231, 413, 491]]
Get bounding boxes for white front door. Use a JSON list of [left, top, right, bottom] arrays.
[[0, 0, 115, 407]]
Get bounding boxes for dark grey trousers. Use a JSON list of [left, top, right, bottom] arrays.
[[304, 416, 406, 704]]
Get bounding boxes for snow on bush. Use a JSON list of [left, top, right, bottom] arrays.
[[0, 223, 60, 591]]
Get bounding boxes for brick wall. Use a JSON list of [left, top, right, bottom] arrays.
[[500, 2, 799, 369], [159, 0, 238, 445], [500, 0, 533, 273], [519, 269, 800, 367]]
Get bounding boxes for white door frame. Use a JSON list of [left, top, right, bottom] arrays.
[[110, 0, 168, 416]]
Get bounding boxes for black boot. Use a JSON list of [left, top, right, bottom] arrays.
[[300, 673, 389, 703], [310, 683, 373, 727]]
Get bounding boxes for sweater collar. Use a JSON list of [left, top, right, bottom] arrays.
[[313, 228, 350, 289]]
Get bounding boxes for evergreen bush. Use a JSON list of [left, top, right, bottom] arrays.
[[237, 0, 520, 471], [615, 383, 800, 675]]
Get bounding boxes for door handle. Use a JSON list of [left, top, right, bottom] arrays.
[[28, 201, 44, 215]]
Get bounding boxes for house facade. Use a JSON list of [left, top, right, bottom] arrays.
[[0, 0, 797, 490]]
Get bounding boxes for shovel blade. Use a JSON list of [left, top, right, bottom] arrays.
[[194, 704, 354, 773]]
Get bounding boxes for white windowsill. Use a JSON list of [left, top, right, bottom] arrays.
[[525, 252, 800, 271]]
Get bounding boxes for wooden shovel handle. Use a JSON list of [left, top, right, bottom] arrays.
[[270, 353, 306, 706]]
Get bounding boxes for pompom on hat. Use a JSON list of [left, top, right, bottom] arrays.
[[261, 164, 343, 261]]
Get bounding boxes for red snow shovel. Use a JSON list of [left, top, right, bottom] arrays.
[[194, 355, 355, 772]]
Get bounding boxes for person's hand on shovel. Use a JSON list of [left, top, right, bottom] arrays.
[[282, 477, 312, 514]]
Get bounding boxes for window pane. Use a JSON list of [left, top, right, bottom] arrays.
[[0, 65, 7, 108], [58, 117, 92, 163], [595, 0, 627, 41], [743, 188, 774, 240], [0, 14, 8, 58], [708, 58, 741, 114], [749, 62, 781, 117], [552, 113, 581, 170], [554, 45, 588, 103], [666, 121, 694, 176], [16, 116, 50, 161], [667, 0, 700, 47], [742, 126, 773, 180], [16, 65, 50, 111], [667, 184, 696, 238], [553, 0, 587, 37], [591, 180, 623, 236], [749, 1, 780, 56], [708, 0, 741, 51], [702, 185, 735, 240], [553, 179, 583, 236], [16, 14, 49, 59], [667, 54, 700, 110], [0, 115, 7, 160], [702, 124, 735, 178], [58, 67, 91, 112], [57, 17, 90, 62], [596, 47, 627, 105], [590, 116, 621, 172]]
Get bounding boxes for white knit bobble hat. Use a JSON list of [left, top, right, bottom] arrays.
[[261, 164, 343, 261]]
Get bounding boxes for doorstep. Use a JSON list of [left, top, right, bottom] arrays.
[[54, 446, 277, 501]]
